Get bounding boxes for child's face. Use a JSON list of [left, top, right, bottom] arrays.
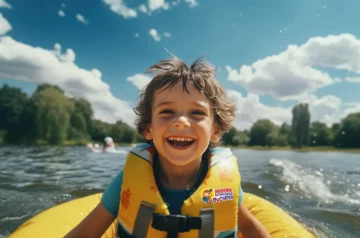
[[144, 81, 220, 166]]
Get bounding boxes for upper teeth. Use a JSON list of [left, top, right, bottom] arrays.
[[168, 137, 193, 142]]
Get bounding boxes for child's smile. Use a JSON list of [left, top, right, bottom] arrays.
[[166, 136, 195, 149]]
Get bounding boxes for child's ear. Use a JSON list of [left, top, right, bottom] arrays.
[[144, 125, 153, 141], [211, 126, 221, 143]]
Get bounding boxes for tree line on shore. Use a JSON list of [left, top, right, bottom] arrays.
[[0, 84, 143, 145], [223, 103, 360, 148], [0, 84, 359, 148]]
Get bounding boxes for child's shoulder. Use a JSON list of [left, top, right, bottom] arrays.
[[127, 143, 156, 161], [130, 143, 155, 154], [130, 143, 153, 151], [209, 146, 234, 156]]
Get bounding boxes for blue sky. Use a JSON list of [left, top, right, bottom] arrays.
[[1, 0, 360, 129]]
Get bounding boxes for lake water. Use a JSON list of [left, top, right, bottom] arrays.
[[0, 146, 359, 237]]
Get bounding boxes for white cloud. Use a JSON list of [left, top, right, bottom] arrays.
[[295, 94, 359, 128], [102, 0, 137, 19], [135, 33, 140, 38], [163, 32, 171, 38], [226, 33, 360, 101], [0, 13, 12, 35], [184, 0, 198, 8], [228, 90, 292, 130], [172, 0, 181, 6], [342, 104, 360, 117], [76, 14, 89, 24], [344, 77, 360, 82], [148, 0, 169, 11], [306, 96, 360, 126], [53, 43, 62, 56], [0, 36, 136, 125], [0, 0, 12, 9], [127, 73, 151, 90], [138, 4, 148, 13], [301, 95, 342, 127], [149, 28, 161, 41], [61, 3, 66, 8], [104, 0, 196, 18], [58, 10, 65, 17], [52, 43, 76, 63]]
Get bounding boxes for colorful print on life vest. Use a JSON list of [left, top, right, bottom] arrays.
[[121, 188, 132, 210], [202, 188, 234, 204], [202, 188, 213, 204]]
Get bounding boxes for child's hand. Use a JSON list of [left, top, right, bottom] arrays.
[[65, 202, 115, 237]]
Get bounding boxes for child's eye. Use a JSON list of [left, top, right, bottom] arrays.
[[191, 110, 206, 116], [159, 109, 174, 115]]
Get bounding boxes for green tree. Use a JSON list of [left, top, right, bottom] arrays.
[[90, 119, 112, 142], [334, 112, 360, 148], [32, 86, 74, 144], [279, 122, 291, 135], [68, 98, 93, 140], [122, 126, 136, 144], [16, 98, 38, 143], [34, 83, 64, 94], [278, 122, 292, 146], [330, 123, 340, 145], [248, 119, 277, 146], [265, 130, 279, 147], [309, 122, 333, 146], [0, 83, 147, 145], [222, 127, 238, 145], [291, 103, 310, 148], [0, 84, 28, 142], [111, 121, 126, 142], [235, 130, 250, 145]]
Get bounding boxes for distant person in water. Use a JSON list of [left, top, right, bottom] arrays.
[[103, 137, 115, 152], [87, 136, 117, 153]]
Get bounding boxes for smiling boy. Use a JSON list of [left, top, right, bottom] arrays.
[[65, 58, 270, 238]]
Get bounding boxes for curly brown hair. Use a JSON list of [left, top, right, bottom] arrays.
[[134, 57, 235, 147]]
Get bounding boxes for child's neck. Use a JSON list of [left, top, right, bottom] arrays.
[[158, 157, 203, 190]]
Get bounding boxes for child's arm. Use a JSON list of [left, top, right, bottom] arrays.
[[237, 203, 271, 238], [64, 202, 116, 237], [65, 169, 123, 237]]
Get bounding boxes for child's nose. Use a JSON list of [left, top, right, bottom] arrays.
[[173, 115, 190, 128]]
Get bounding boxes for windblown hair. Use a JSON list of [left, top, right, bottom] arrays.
[[134, 57, 235, 147]]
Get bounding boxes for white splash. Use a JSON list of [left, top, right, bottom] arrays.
[[0, 213, 30, 222], [269, 158, 360, 205]]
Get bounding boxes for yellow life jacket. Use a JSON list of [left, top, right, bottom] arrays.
[[117, 143, 241, 238]]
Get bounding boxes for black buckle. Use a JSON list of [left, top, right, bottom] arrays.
[[151, 214, 202, 233]]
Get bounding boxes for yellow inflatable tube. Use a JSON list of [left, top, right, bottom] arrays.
[[9, 193, 315, 238]]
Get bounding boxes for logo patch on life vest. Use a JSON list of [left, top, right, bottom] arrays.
[[201, 188, 234, 204]]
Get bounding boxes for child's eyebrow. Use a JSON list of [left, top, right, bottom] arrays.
[[155, 101, 173, 109], [154, 101, 210, 110], [192, 101, 209, 108]]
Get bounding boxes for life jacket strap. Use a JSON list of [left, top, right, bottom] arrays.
[[150, 207, 214, 238], [151, 213, 202, 233], [132, 201, 157, 237], [199, 208, 214, 238]]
